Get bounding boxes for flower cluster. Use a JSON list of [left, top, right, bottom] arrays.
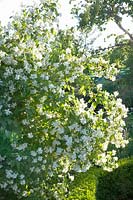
[[0, 0, 128, 199]]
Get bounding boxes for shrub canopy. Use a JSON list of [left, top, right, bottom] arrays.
[[0, 0, 128, 199]]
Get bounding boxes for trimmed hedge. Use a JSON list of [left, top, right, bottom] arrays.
[[67, 167, 102, 200], [96, 158, 133, 200], [67, 158, 133, 200]]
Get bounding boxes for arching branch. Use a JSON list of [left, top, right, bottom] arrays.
[[115, 15, 133, 41]]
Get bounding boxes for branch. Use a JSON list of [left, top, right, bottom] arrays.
[[115, 16, 133, 41], [91, 42, 129, 54]]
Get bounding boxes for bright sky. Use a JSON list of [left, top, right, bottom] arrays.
[[0, 0, 132, 48], [0, 0, 76, 28]]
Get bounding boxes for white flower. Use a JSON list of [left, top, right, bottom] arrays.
[[114, 91, 119, 97], [0, 183, 8, 189], [33, 158, 37, 163], [49, 84, 55, 89], [40, 96, 47, 103], [68, 174, 74, 181], [17, 143, 28, 151], [30, 74, 37, 79], [102, 141, 109, 151], [69, 75, 77, 82], [15, 74, 20, 80], [80, 117, 87, 124], [38, 156, 43, 161], [23, 156, 28, 160], [9, 84, 15, 94], [111, 76, 116, 81], [66, 48, 71, 54], [31, 151, 37, 157], [90, 57, 99, 64], [40, 74, 49, 80], [58, 127, 64, 134], [64, 135, 72, 147], [20, 180, 25, 185], [53, 63, 59, 67], [37, 147, 43, 154], [6, 67, 13, 74], [20, 174, 25, 179], [0, 50, 6, 57], [68, 123, 80, 131], [22, 119, 29, 125], [28, 133, 33, 138], [56, 147, 63, 155], [97, 84, 102, 90], [16, 155, 22, 161], [22, 191, 28, 197], [5, 109, 12, 116], [53, 162, 58, 169], [5, 170, 18, 179], [113, 157, 118, 161], [73, 164, 81, 172], [71, 152, 76, 160], [64, 61, 69, 67]]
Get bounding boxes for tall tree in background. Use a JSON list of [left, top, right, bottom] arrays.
[[71, 0, 133, 107], [71, 0, 133, 38]]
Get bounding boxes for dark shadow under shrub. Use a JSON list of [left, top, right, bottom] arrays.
[[0, 189, 18, 200]]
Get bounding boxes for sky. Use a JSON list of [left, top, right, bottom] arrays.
[[0, 0, 76, 28], [0, 0, 132, 48]]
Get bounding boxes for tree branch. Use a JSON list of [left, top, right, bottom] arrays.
[[91, 42, 129, 54], [115, 16, 133, 41]]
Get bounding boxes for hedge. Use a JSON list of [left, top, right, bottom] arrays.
[[96, 158, 133, 200], [67, 157, 133, 200]]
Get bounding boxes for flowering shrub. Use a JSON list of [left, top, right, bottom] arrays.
[[0, 0, 128, 199]]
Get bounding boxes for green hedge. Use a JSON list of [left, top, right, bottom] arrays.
[[67, 167, 102, 200], [96, 158, 133, 200], [67, 158, 133, 200], [118, 112, 133, 158]]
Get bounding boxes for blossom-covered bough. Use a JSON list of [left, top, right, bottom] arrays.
[[0, 0, 128, 199]]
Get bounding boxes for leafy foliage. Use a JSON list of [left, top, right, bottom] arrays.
[[71, 0, 133, 31]]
